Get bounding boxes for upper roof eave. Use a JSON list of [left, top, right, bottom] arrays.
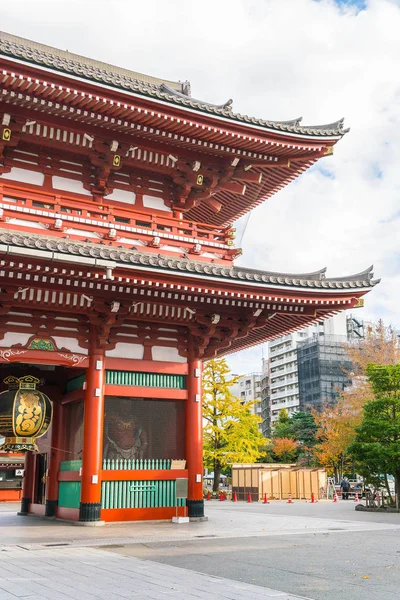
[[0, 31, 349, 141]]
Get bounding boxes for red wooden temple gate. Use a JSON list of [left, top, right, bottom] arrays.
[[0, 32, 377, 522]]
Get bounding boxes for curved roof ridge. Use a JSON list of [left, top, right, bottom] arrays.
[[325, 265, 374, 282], [300, 118, 350, 135], [267, 117, 303, 127], [160, 83, 233, 111], [0, 31, 348, 139], [230, 265, 327, 280], [0, 30, 186, 93]]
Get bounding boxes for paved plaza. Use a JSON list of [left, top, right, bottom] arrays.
[[1, 501, 400, 599]]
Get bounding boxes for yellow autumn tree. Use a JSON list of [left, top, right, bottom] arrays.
[[313, 320, 400, 479], [203, 358, 264, 492]]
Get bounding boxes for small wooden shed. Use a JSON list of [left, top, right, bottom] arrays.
[[232, 463, 326, 501]]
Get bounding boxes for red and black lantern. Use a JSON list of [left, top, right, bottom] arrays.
[[0, 375, 52, 452]]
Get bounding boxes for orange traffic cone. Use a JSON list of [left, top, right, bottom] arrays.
[[206, 491, 211, 501], [219, 492, 225, 501], [354, 493, 359, 503], [311, 493, 317, 503], [287, 493, 293, 504], [232, 491, 237, 502], [333, 492, 339, 502], [247, 492, 252, 503], [262, 493, 270, 504]]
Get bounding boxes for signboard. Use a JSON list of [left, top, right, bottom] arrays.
[[170, 459, 186, 470], [176, 478, 188, 499]]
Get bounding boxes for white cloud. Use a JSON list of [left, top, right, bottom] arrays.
[[1, 0, 399, 374]]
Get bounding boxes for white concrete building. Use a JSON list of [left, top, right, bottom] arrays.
[[231, 372, 262, 430]]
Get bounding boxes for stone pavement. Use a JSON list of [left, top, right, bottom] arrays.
[[1, 502, 400, 599], [0, 546, 310, 600], [0, 501, 398, 548]]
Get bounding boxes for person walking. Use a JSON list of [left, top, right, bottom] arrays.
[[341, 477, 351, 500]]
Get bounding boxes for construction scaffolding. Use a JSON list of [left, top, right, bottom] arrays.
[[297, 334, 352, 412]]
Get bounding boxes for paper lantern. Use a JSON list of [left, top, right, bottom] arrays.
[[0, 375, 52, 452]]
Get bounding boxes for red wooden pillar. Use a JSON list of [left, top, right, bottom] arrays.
[[186, 352, 204, 518], [45, 400, 64, 517], [79, 342, 105, 522], [19, 451, 34, 515]]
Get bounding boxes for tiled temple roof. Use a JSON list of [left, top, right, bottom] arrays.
[[0, 31, 348, 138], [0, 231, 379, 290]]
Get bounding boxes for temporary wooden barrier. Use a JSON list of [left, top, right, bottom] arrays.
[[232, 464, 326, 501]]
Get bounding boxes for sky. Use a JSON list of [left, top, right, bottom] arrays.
[[0, 0, 399, 374]]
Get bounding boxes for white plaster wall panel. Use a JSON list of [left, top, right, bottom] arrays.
[[106, 343, 145, 359], [51, 336, 88, 355], [7, 218, 47, 230], [0, 167, 45, 186], [0, 332, 31, 348], [152, 346, 187, 363], [118, 238, 146, 246], [52, 176, 92, 196], [142, 195, 170, 211], [161, 245, 185, 253], [106, 189, 136, 204], [65, 228, 101, 238]]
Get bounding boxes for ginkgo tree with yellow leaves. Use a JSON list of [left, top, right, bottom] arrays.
[[202, 358, 264, 492]]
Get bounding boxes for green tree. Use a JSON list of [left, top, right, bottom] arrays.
[[272, 408, 291, 439], [203, 358, 264, 492], [289, 412, 318, 446], [348, 364, 400, 508]]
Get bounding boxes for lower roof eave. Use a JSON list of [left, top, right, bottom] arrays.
[[0, 230, 378, 295]]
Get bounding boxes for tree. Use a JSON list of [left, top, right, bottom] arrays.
[[348, 364, 400, 508], [347, 320, 400, 375], [313, 320, 400, 480], [271, 437, 298, 463], [203, 358, 264, 492], [313, 384, 369, 480], [273, 411, 317, 445], [272, 408, 291, 439]]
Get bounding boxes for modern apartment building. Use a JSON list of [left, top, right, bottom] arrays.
[[297, 334, 353, 412], [231, 372, 262, 430], [261, 313, 350, 432], [260, 358, 270, 437]]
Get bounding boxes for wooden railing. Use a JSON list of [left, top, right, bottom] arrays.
[[0, 182, 232, 250]]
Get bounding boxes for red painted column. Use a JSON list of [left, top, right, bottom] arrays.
[[79, 340, 105, 522], [45, 399, 65, 517], [186, 351, 204, 518], [19, 451, 34, 515]]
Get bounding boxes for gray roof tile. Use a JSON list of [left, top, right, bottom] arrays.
[[0, 31, 348, 138], [0, 230, 379, 290]]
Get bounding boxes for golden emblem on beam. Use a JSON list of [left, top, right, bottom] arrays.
[[354, 298, 365, 308], [113, 154, 121, 167], [196, 174, 204, 186], [2, 128, 11, 141]]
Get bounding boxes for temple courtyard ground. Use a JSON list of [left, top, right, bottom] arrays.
[[0, 501, 400, 599]]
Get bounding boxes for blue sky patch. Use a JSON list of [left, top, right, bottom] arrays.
[[333, 0, 367, 9], [370, 162, 384, 179]]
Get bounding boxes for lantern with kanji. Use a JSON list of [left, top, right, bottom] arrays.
[[0, 375, 52, 452]]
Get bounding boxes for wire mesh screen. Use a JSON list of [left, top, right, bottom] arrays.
[[103, 397, 185, 461], [64, 401, 84, 460]]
